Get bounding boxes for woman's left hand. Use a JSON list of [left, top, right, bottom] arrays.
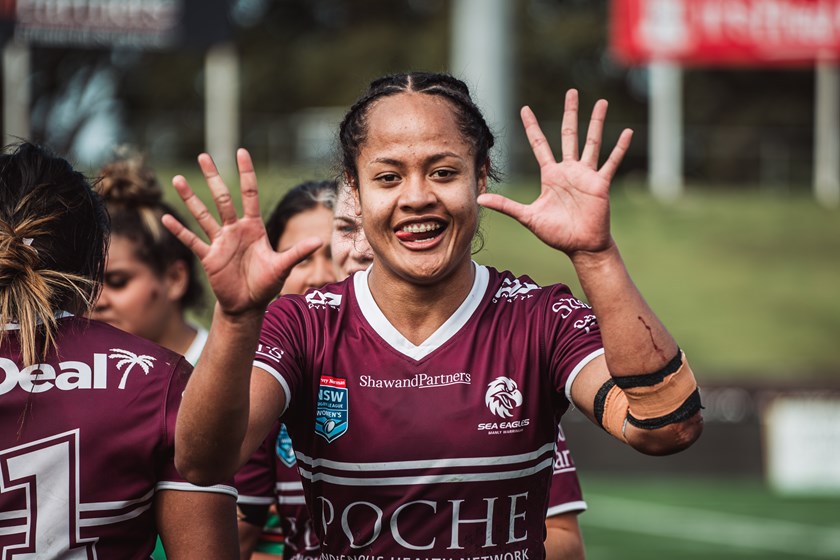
[[478, 89, 633, 256]]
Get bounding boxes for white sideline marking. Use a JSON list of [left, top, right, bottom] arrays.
[[581, 494, 840, 558]]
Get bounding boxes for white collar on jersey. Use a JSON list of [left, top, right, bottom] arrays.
[[353, 261, 489, 361], [2, 310, 74, 331], [183, 322, 208, 366]]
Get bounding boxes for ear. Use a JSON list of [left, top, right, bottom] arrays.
[[164, 260, 190, 303], [477, 162, 489, 195], [349, 179, 363, 217]]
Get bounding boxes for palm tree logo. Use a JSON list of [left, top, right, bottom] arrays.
[[109, 348, 156, 389]]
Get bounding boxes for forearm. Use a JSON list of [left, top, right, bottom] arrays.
[[570, 243, 702, 453], [571, 242, 677, 374], [175, 304, 265, 485], [544, 516, 585, 560]]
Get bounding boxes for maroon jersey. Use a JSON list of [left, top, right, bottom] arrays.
[[0, 315, 236, 559], [253, 265, 603, 558], [235, 423, 320, 560], [546, 424, 586, 518]]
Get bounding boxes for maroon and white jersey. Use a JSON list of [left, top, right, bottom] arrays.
[[0, 315, 236, 559], [235, 422, 320, 560], [546, 424, 586, 518], [253, 264, 603, 559]]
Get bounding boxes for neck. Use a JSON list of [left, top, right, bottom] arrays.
[[367, 259, 476, 346], [157, 315, 198, 357]]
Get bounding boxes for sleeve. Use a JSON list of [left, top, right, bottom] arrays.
[[234, 422, 281, 507], [253, 297, 310, 416], [158, 356, 238, 497], [546, 423, 586, 517], [543, 284, 605, 400]]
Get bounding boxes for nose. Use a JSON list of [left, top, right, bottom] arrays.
[[398, 174, 437, 211], [308, 255, 337, 289]]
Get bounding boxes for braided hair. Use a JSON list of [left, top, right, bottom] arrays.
[[338, 72, 499, 186]]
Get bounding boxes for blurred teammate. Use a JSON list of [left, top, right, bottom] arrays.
[[0, 142, 237, 559], [90, 150, 215, 559], [235, 180, 337, 560], [92, 150, 207, 366]]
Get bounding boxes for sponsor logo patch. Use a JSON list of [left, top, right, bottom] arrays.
[[315, 376, 348, 443], [275, 424, 296, 467], [493, 278, 541, 302], [306, 290, 342, 309]]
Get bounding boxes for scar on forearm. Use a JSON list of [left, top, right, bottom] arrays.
[[638, 315, 668, 361]]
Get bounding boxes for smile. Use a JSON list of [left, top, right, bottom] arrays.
[[394, 221, 446, 245]]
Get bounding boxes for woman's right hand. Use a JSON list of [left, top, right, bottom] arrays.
[[162, 149, 322, 317]]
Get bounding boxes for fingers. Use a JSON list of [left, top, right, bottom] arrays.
[[161, 214, 210, 260], [198, 153, 239, 227], [580, 99, 608, 168], [477, 193, 529, 225], [560, 89, 579, 162], [599, 128, 634, 182], [237, 149, 262, 219], [521, 106, 557, 169], [172, 174, 221, 241], [274, 237, 324, 277]]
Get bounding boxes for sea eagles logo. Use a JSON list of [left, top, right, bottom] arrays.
[[493, 278, 541, 302], [275, 424, 296, 467], [306, 290, 341, 309], [485, 377, 523, 418]]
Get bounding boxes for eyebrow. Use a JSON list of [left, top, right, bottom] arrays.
[[368, 151, 465, 167]]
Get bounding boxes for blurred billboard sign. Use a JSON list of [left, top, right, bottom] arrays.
[[611, 0, 840, 65], [764, 395, 840, 495], [0, 0, 229, 49]]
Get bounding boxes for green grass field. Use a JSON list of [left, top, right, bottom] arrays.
[[578, 474, 840, 559]]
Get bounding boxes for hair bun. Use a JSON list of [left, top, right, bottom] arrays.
[[96, 149, 162, 206]]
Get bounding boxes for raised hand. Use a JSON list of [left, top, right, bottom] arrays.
[[478, 89, 633, 256], [162, 149, 322, 316]]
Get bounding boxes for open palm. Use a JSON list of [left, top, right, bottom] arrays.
[[478, 89, 633, 256], [162, 149, 321, 316]]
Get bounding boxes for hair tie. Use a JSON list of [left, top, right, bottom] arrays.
[[23, 238, 33, 246]]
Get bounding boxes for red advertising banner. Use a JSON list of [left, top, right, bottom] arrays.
[[611, 0, 840, 66]]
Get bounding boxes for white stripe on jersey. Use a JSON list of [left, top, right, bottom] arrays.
[[0, 525, 27, 536], [80, 503, 152, 527], [297, 457, 554, 487], [155, 481, 238, 498], [545, 500, 587, 517], [253, 361, 292, 416], [277, 481, 303, 491], [295, 441, 555, 472], [0, 509, 26, 521], [564, 347, 605, 402], [79, 488, 154, 511], [237, 495, 275, 505], [277, 495, 307, 505]]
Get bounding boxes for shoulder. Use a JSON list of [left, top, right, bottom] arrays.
[[483, 266, 578, 307], [57, 316, 184, 365], [266, 279, 353, 319]]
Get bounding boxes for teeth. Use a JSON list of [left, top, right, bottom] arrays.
[[402, 223, 441, 234]]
